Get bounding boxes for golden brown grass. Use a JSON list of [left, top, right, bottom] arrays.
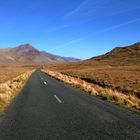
[[0, 65, 35, 83], [0, 66, 35, 112], [43, 43, 140, 112], [43, 68, 140, 112], [45, 61, 140, 98]]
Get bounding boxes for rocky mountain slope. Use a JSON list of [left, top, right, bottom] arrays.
[[0, 44, 80, 65], [91, 42, 140, 65]]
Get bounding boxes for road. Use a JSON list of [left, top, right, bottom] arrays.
[[0, 70, 140, 140]]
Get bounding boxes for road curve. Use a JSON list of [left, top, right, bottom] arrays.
[[0, 70, 140, 140]]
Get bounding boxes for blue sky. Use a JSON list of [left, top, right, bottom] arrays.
[[0, 0, 140, 59]]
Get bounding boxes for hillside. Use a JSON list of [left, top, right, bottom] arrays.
[[45, 42, 140, 98], [91, 42, 140, 65], [0, 44, 80, 65]]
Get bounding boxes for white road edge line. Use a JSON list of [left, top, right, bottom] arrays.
[[54, 95, 62, 104]]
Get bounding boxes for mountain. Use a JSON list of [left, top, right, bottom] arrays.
[[90, 42, 140, 65], [0, 44, 80, 65]]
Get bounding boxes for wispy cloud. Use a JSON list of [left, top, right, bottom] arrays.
[[64, 0, 91, 18], [47, 18, 140, 52], [87, 18, 140, 37], [64, 0, 140, 19], [47, 37, 84, 52]]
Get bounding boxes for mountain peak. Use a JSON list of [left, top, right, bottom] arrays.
[[0, 44, 80, 65], [13, 44, 39, 55], [15, 43, 37, 50]]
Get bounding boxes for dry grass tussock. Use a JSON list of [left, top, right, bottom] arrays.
[[45, 63, 140, 97], [0, 66, 35, 83], [0, 70, 33, 112], [43, 70, 140, 112]]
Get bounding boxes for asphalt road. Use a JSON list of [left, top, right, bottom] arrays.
[[0, 70, 140, 140]]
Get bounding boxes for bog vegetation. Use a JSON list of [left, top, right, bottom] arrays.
[[44, 61, 140, 112], [0, 66, 34, 112]]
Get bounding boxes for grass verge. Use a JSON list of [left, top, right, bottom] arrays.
[[0, 70, 34, 112], [43, 69, 140, 113]]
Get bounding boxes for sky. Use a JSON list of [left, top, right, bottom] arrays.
[[0, 0, 140, 59]]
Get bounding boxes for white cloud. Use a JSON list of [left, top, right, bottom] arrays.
[[88, 18, 140, 37], [64, 0, 140, 19], [65, 0, 91, 17], [47, 18, 140, 52], [47, 37, 84, 52]]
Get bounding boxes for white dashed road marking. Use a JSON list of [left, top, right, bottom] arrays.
[[44, 81, 47, 85], [54, 95, 62, 104]]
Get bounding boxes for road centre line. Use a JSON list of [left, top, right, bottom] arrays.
[[44, 81, 47, 85], [39, 74, 43, 80], [54, 95, 62, 104]]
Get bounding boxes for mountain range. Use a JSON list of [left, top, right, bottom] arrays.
[[0, 42, 139, 65], [0, 44, 80, 65]]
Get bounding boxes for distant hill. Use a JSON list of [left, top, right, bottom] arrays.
[[90, 42, 140, 65], [45, 42, 140, 100], [0, 44, 80, 65]]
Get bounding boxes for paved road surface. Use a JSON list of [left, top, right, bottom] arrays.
[[0, 70, 140, 140]]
